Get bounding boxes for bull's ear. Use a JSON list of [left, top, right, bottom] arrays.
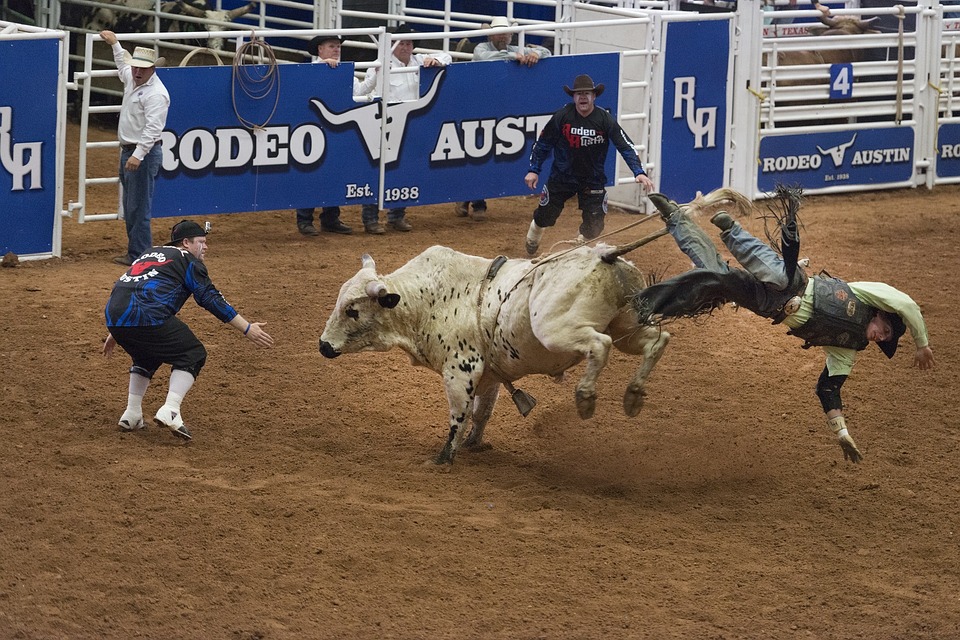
[[378, 293, 401, 309]]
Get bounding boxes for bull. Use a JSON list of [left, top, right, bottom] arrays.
[[777, 0, 880, 67], [319, 242, 670, 465]]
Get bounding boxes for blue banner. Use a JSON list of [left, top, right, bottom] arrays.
[[758, 127, 914, 191], [381, 53, 620, 207], [152, 52, 620, 215], [936, 123, 960, 178], [658, 19, 729, 203], [0, 38, 60, 256], [154, 62, 378, 216]]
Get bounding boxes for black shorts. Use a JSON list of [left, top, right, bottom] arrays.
[[108, 317, 207, 379], [532, 179, 608, 239]]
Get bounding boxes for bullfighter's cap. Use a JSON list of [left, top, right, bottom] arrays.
[[170, 220, 207, 243]]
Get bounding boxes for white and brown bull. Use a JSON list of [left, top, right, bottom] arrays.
[[777, 0, 880, 68], [319, 241, 670, 465]]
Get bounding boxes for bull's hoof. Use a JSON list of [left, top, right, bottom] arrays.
[[465, 441, 493, 453], [575, 390, 597, 419], [623, 384, 647, 417]]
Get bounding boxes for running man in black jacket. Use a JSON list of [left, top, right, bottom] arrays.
[[524, 74, 655, 255], [103, 220, 274, 440]]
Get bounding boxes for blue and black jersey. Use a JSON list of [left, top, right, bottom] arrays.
[[105, 245, 237, 328], [528, 103, 645, 188]]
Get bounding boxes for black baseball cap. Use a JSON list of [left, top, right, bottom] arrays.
[[170, 220, 207, 243]]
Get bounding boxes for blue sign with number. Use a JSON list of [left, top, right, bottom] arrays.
[[830, 63, 854, 100]]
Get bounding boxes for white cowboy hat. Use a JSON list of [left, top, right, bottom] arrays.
[[486, 16, 515, 29], [123, 46, 162, 68]]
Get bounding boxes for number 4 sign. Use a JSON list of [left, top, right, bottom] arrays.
[[830, 63, 854, 100]]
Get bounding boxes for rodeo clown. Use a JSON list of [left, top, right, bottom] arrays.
[[523, 74, 655, 256], [103, 220, 274, 441], [634, 186, 935, 463]]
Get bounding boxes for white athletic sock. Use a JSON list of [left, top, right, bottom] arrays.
[[526, 221, 544, 243], [164, 370, 195, 410], [126, 372, 150, 414]]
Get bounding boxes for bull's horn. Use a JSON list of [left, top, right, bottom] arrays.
[[360, 254, 375, 271], [365, 281, 387, 299], [602, 227, 670, 263], [226, 2, 255, 19], [177, 0, 205, 17], [814, 1, 838, 27]]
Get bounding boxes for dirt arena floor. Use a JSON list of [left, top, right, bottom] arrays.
[[1, 122, 958, 639]]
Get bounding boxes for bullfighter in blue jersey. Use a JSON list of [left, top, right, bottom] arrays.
[[103, 220, 274, 440], [523, 74, 655, 255]]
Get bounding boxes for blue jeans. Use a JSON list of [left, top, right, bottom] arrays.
[[296, 206, 343, 227], [668, 214, 788, 288], [119, 145, 162, 261], [361, 205, 406, 226]]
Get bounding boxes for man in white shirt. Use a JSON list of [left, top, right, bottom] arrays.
[[100, 31, 170, 267], [358, 24, 452, 234]]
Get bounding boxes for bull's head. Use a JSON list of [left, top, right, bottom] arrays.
[[176, 0, 256, 50], [319, 254, 401, 359], [809, 0, 879, 35]]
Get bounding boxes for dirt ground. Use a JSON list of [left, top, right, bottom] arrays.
[[1, 122, 959, 640]]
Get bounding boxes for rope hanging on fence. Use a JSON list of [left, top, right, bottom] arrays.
[[747, 84, 767, 167], [895, 5, 905, 125], [231, 31, 280, 130]]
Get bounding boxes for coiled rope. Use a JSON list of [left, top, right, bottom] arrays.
[[232, 31, 280, 130]]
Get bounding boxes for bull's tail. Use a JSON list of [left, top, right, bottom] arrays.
[[685, 187, 754, 220]]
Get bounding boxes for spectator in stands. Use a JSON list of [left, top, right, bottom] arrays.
[[523, 74, 655, 255], [101, 31, 169, 266], [356, 24, 452, 234], [454, 16, 552, 222], [292, 34, 354, 237]]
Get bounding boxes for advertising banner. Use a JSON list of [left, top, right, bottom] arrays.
[[152, 52, 621, 216], [658, 19, 729, 204], [758, 127, 915, 192], [936, 123, 960, 179], [0, 38, 60, 257]]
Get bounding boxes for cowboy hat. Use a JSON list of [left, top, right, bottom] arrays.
[[123, 46, 162, 68], [486, 16, 515, 29], [564, 74, 604, 97], [876, 310, 907, 359], [307, 34, 343, 52]]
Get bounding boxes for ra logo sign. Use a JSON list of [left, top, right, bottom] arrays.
[[672, 77, 717, 150], [0, 106, 43, 191]]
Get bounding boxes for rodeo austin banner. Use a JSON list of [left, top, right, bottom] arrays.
[[153, 52, 621, 217]]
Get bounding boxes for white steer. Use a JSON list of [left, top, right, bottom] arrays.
[[319, 244, 670, 465]]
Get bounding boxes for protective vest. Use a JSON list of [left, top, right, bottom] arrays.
[[787, 276, 873, 351]]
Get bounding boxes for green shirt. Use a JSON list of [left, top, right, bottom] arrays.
[[783, 278, 929, 376]]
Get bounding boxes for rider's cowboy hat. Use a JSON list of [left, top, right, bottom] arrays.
[[564, 74, 604, 97]]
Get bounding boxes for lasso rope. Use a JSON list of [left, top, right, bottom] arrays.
[[231, 31, 280, 130]]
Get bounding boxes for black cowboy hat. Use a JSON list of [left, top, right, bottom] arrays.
[[876, 310, 907, 359], [564, 74, 604, 97], [389, 23, 419, 44], [170, 220, 207, 243], [307, 34, 344, 53]]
